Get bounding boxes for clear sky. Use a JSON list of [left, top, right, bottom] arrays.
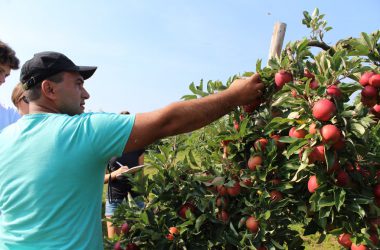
[[1, 0, 379, 113]]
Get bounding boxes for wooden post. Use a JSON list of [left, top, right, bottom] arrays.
[[268, 22, 287, 64]]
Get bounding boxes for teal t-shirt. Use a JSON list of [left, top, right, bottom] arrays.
[[0, 112, 135, 250]]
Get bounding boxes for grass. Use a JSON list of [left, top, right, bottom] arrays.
[[290, 224, 340, 250]]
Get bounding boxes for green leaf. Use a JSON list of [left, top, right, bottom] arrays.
[[334, 188, 346, 211], [348, 203, 366, 218], [318, 195, 335, 208], [264, 210, 271, 220], [361, 32, 373, 49], [278, 136, 298, 143], [256, 59, 262, 72], [317, 233, 327, 244], [141, 211, 149, 224], [195, 214, 207, 231], [181, 94, 198, 100], [188, 150, 198, 166], [286, 139, 309, 157], [325, 149, 336, 171], [350, 122, 366, 137], [291, 162, 309, 182], [265, 117, 293, 131], [271, 238, 285, 249], [229, 222, 239, 237], [272, 95, 292, 107], [211, 176, 225, 186], [312, 8, 319, 18], [189, 82, 197, 94]]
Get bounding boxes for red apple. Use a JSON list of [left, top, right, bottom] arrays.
[[121, 222, 130, 235], [359, 71, 376, 86], [246, 216, 259, 233], [254, 138, 268, 151], [125, 243, 139, 250], [373, 184, 380, 198], [233, 120, 239, 130], [327, 156, 340, 174], [308, 175, 319, 193], [221, 140, 231, 146], [361, 95, 378, 107], [241, 178, 253, 187], [304, 68, 315, 79], [369, 74, 380, 88], [338, 233, 352, 248], [270, 134, 286, 149], [370, 233, 379, 246], [256, 246, 268, 250], [169, 227, 179, 235], [227, 181, 241, 196], [217, 185, 228, 196], [216, 196, 229, 208], [114, 242, 123, 250], [333, 137, 345, 151], [289, 127, 307, 138], [361, 85, 378, 98], [309, 145, 325, 163], [269, 178, 281, 186], [166, 233, 174, 241], [369, 217, 380, 230], [312, 99, 337, 121], [217, 210, 229, 223], [243, 99, 262, 113], [270, 190, 283, 202], [327, 85, 342, 99], [309, 123, 317, 134], [275, 70, 293, 89], [373, 104, 380, 112], [351, 243, 368, 250], [375, 197, 380, 207], [248, 155, 263, 171], [336, 170, 350, 187], [320, 124, 341, 144], [178, 203, 196, 219], [371, 104, 380, 118], [309, 79, 319, 89]]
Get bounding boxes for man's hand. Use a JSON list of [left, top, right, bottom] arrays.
[[228, 73, 264, 106], [112, 166, 129, 178]]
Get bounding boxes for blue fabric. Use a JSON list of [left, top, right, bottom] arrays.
[[0, 112, 135, 250], [105, 198, 144, 216], [0, 103, 20, 131]]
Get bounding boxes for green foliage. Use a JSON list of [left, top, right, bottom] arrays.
[[105, 8, 380, 250]]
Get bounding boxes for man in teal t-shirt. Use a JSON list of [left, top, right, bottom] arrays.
[[0, 51, 264, 249], [0, 113, 134, 249]]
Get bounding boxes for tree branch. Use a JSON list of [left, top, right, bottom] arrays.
[[307, 40, 331, 51]]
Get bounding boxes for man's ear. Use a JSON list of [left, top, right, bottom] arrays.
[[40, 80, 57, 100]]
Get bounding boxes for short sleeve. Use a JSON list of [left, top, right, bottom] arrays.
[[80, 113, 135, 161]]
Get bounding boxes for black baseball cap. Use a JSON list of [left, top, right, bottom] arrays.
[[20, 51, 97, 89]]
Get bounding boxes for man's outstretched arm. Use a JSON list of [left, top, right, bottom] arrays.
[[124, 74, 264, 152]]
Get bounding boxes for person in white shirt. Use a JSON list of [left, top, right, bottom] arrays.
[[0, 40, 20, 130]]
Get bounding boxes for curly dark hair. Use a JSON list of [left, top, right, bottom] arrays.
[[0, 40, 19, 69]]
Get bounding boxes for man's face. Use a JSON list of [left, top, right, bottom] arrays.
[[0, 64, 11, 86], [53, 71, 90, 115]]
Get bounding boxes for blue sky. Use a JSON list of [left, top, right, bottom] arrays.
[[1, 0, 379, 113]]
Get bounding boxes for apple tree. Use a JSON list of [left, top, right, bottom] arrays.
[[105, 9, 380, 250]]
